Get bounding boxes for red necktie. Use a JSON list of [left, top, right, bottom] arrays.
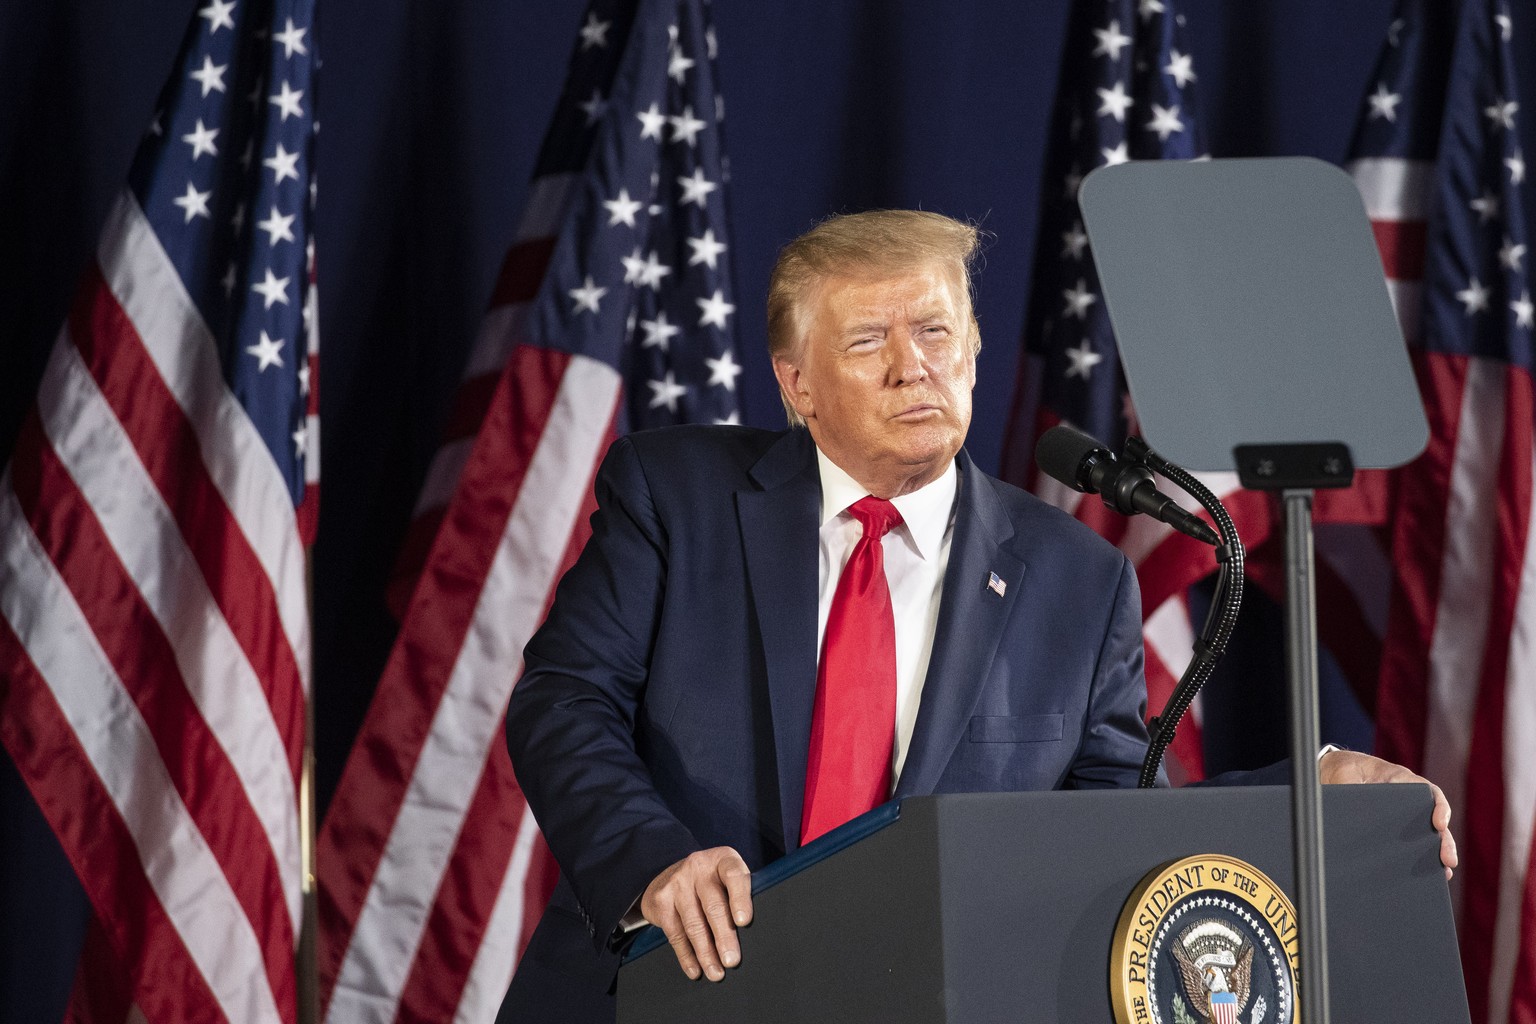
[[800, 496, 903, 844]]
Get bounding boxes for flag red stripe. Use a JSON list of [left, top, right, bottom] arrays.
[[7, 407, 299, 1001], [69, 271, 306, 775], [317, 344, 572, 1006], [440, 373, 505, 444], [1377, 352, 1467, 769], [1458, 368, 1533, 1024], [396, 746, 529, 1024], [1512, 829, 1536, 1024], [63, 917, 134, 1024], [488, 237, 559, 307], [392, 416, 609, 1020], [1370, 218, 1429, 282], [0, 617, 234, 1024]]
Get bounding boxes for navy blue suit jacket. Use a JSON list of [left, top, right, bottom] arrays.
[[502, 424, 1152, 1021]]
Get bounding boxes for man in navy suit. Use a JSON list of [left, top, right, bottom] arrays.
[[502, 210, 1454, 1022]]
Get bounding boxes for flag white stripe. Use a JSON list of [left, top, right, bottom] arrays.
[[328, 354, 622, 1023], [1144, 594, 1197, 681], [37, 334, 303, 930], [1489, 470, 1536, 1024], [0, 486, 283, 1024], [1422, 359, 1505, 920], [1347, 158, 1434, 220], [515, 174, 579, 242], [99, 191, 311, 692], [412, 436, 476, 517], [464, 303, 532, 380], [454, 808, 543, 1024]]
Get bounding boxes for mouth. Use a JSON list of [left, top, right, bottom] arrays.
[[894, 404, 942, 420]]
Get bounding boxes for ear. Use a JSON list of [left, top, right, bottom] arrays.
[[772, 355, 815, 420]]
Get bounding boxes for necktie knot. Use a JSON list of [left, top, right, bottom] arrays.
[[848, 496, 902, 540]]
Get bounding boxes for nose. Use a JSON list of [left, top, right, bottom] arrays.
[[887, 330, 927, 386]]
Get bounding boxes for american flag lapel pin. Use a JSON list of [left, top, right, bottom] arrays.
[[987, 571, 1007, 598]]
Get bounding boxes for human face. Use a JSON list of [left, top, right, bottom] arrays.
[[773, 263, 977, 497]]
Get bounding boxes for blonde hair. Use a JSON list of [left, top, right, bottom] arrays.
[[766, 210, 983, 425]]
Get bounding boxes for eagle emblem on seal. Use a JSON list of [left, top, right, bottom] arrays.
[[1171, 920, 1255, 1024]]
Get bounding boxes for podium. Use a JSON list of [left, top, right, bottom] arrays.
[[618, 785, 1468, 1022]]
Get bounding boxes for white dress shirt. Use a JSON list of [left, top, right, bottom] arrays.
[[814, 448, 958, 787]]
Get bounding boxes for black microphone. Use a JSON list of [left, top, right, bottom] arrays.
[[1035, 424, 1220, 546]]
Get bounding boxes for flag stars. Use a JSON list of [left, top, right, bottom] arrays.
[[639, 311, 681, 350], [269, 81, 305, 121], [172, 181, 213, 222], [182, 119, 220, 160], [1092, 20, 1133, 61], [252, 269, 291, 309], [706, 26, 718, 59], [1469, 192, 1501, 224], [677, 167, 718, 207], [1138, 0, 1165, 20], [1061, 223, 1089, 260], [637, 103, 667, 140], [1387, 17, 1405, 47], [1507, 151, 1526, 185], [1062, 280, 1097, 319], [245, 331, 285, 371], [648, 372, 689, 412], [669, 106, 708, 147], [1164, 50, 1195, 88], [1496, 12, 1513, 42], [1144, 103, 1184, 140], [1101, 141, 1130, 166], [569, 276, 608, 314], [298, 361, 311, 396], [273, 18, 308, 58], [706, 350, 743, 391], [687, 228, 727, 269], [668, 48, 696, 84], [1456, 276, 1490, 315], [579, 89, 607, 125], [604, 188, 643, 227], [257, 206, 296, 246], [697, 289, 735, 328], [189, 55, 228, 96], [636, 251, 672, 290], [292, 422, 309, 456], [199, 0, 236, 34], [1500, 238, 1528, 271], [1368, 83, 1402, 122], [264, 144, 301, 184], [1097, 81, 1133, 122], [1064, 340, 1105, 380], [1513, 291, 1534, 330], [1484, 98, 1518, 132], [580, 12, 611, 49], [621, 247, 648, 284]]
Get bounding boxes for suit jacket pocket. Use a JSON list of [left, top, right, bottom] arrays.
[[968, 713, 1064, 743]]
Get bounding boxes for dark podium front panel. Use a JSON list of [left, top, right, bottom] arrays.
[[618, 785, 1468, 1023]]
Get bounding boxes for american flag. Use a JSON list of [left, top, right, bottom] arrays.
[[315, 0, 740, 1020], [0, 0, 318, 1020], [1364, 1, 1536, 1021], [999, 0, 1257, 783]]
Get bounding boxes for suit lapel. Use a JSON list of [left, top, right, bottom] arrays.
[[894, 452, 1025, 799], [736, 429, 821, 849]]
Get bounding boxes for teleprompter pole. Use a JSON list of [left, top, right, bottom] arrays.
[[1283, 488, 1329, 1024]]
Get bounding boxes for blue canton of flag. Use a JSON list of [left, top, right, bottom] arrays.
[[531, 0, 742, 432], [130, 0, 319, 509], [1003, 0, 1204, 479]]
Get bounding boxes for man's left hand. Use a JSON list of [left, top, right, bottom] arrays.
[[1319, 749, 1458, 879]]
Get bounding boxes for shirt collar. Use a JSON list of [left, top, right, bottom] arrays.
[[814, 446, 958, 562]]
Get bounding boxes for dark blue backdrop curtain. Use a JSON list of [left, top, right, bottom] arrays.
[[2, 1, 1532, 1019]]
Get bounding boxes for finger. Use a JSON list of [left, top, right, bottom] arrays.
[[658, 908, 703, 981], [700, 874, 741, 970], [721, 856, 754, 928], [1428, 782, 1453, 831], [678, 892, 726, 981]]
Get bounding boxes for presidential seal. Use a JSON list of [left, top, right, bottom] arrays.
[[1110, 855, 1299, 1024]]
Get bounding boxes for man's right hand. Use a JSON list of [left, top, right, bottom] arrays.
[[639, 847, 753, 981]]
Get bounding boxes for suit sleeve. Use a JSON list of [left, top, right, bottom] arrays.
[[506, 435, 701, 953], [1063, 553, 1158, 790]]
